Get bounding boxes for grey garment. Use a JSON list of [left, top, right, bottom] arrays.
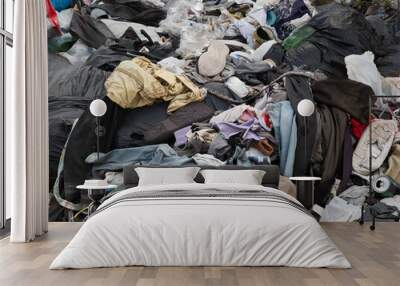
[[48, 53, 77, 98], [229, 58, 274, 85], [227, 146, 249, 165], [364, 202, 400, 221], [184, 138, 211, 156], [366, 15, 392, 46], [185, 62, 235, 85], [208, 134, 232, 161], [90, 8, 109, 19], [192, 154, 226, 167], [204, 82, 246, 105], [285, 75, 317, 178], [255, 83, 288, 110], [338, 185, 369, 206], [48, 53, 110, 100], [85, 144, 193, 173], [311, 110, 323, 173], [203, 1, 232, 13], [184, 124, 218, 155], [175, 125, 216, 158], [320, 196, 361, 222], [59, 40, 95, 65], [227, 146, 271, 166], [187, 127, 217, 144], [269, 84, 288, 103], [381, 195, 400, 211], [313, 1, 336, 12], [52, 120, 85, 212], [263, 70, 317, 88], [314, 105, 347, 186], [101, 19, 163, 44], [231, 58, 273, 74]]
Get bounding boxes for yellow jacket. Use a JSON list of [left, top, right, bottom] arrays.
[[105, 56, 204, 113]]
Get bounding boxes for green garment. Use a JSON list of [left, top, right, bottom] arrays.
[[48, 33, 77, 53], [283, 26, 316, 50]]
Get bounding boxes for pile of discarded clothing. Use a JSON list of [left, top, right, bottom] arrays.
[[47, 0, 400, 221]]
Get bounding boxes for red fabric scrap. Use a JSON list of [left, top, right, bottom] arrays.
[[351, 118, 367, 140], [263, 113, 273, 129], [45, 0, 61, 34]]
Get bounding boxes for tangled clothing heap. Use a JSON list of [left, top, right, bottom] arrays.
[[105, 56, 204, 113]]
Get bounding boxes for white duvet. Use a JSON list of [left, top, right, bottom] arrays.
[[50, 183, 351, 269]]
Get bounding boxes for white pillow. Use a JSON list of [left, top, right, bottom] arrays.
[[136, 167, 200, 186], [200, 169, 266, 185]]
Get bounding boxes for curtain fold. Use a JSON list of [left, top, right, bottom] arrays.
[[7, 0, 49, 242]]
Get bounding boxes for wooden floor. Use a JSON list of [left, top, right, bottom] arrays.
[[0, 223, 399, 286]]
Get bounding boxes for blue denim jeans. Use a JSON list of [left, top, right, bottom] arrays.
[[266, 101, 297, 176], [86, 144, 193, 172]]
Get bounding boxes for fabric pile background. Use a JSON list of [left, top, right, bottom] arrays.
[[46, 0, 400, 222]]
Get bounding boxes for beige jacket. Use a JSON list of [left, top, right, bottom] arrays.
[[105, 56, 204, 113], [385, 144, 400, 184]]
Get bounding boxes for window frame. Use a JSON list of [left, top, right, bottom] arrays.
[[0, 0, 13, 231]]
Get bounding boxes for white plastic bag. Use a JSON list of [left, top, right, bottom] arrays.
[[157, 57, 188, 75], [345, 51, 384, 96], [320, 197, 361, 222], [177, 22, 223, 58], [159, 0, 203, 36], [225, 77, 250, 98]]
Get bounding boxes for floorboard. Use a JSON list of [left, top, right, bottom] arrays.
[[0, 222, 399, 286]]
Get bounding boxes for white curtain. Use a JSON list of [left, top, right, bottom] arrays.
[[7, 0, 49, 242]]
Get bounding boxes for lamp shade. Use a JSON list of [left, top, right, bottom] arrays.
[[297, 99, 315, 117], [90, 99, 107, 117]]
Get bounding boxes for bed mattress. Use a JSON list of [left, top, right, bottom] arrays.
[[50, 183, 351, 269]]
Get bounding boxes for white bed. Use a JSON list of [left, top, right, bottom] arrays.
[[50, 183, 351, 269]]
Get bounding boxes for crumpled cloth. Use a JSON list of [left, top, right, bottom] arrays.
[[85, 144, 193, 172], [187, 127, 218, 145], [353, 119, 397, 175], [385, 144, 400, 184], [192, 154, 226, 167], [320, 197, 361, 222], [381, 195, 400, 212], [210, 104, 249, 124], [338, 185, 369, 206], [105, 56, 204, 113], [215, 118, 264, 141]]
